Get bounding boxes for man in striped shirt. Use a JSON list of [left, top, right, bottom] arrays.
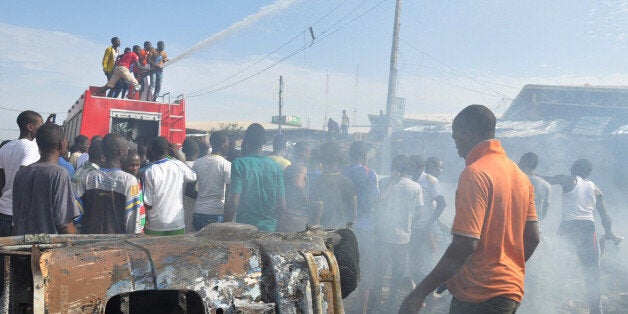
[[76, 133, 145, 234]]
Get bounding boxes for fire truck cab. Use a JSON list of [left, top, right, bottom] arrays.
[[63, 87, 186, 147]]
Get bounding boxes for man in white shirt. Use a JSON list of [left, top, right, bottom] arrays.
[[0, 110, 43, 236], [143, 137, 196, 235], [518, 152, 551, 220], [543, 159, 621, 314], [411, 156, 447, 282], [192, 131, 231, 231]]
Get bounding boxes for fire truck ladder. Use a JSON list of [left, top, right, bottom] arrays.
[[299, 250, 344, 314], [160, 93, 185, 146]]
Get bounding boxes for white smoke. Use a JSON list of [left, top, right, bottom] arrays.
[[166, 0, 297, 66]]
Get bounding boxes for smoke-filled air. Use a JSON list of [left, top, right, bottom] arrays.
[[0, 0, 626, 313]]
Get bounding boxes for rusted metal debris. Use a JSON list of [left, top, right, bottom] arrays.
[[0, 223, 359, 313]]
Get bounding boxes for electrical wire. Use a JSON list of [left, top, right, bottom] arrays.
[[187, 0, 390, 98], [0, 105, 64, 115], [185, 0, 353, 97], [399, 70, 504, 98], [404, 62, 520, 91], [400, 39, 515, 98]]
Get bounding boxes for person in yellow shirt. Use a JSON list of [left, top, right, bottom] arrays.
[[268, 135, 291, 170], [102, 37, 120, 80]]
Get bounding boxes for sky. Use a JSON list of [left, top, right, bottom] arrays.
[[0, 0, 626, 139]]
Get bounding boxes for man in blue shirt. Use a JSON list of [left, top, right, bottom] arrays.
[[342, 141, 379, 313]]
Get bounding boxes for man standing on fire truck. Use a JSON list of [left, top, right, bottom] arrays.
[[96, 45, 149, 97]]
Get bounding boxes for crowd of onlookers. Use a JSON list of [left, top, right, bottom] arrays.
[[96, 37, 168, 101], [0, 109, 452, 312], [2, 105, 623, 313]]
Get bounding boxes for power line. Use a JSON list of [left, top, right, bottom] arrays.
[[400, 39, 514, 98], [185, 30, 307, 96], [0, 106, 64, 115], [187, 0, 390, 98], [404, 62, 521, 91], [185, 0, 353, 97], [399, 70, 504, 98]]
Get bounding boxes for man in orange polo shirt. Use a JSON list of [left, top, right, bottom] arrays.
[[400, 104, 540, 313]]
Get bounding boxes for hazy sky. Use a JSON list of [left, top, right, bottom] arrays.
[[0, 0, 626, 139]]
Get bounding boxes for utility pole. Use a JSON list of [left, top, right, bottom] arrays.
[[278, 75, 283, 135], [381, 0, 402, 175], [353, 64, 359, 127]]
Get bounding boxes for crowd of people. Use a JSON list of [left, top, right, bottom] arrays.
[[0, 105, 623, 313], [96, 37, 168, 101]]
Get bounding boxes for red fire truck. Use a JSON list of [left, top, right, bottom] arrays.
[[63, 87, 186, 147]]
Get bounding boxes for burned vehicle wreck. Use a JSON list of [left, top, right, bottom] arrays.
[[0, 223, 359, 313]]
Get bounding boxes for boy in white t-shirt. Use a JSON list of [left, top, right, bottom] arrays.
[[143, 137, 196, 235], [192, 131, 231, 231], [0, 110, 43, 236]]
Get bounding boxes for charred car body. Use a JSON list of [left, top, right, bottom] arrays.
[[0, 223, 359, 313]]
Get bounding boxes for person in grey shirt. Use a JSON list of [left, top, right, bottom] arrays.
[[518, 152, 551, 220], [12, 123, 80, 235]]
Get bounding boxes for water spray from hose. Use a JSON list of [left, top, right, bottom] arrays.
[[166, 0, 297, 67]]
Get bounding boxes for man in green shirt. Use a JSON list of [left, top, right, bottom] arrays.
[[225, 123, 286, 231]]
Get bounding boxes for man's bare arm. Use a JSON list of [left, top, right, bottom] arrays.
[[224, 193, 240, 222], [541, 174, 575, 192], [432, 195, 447, 222], [540, 197, 550, 220], [276, 196, 286, 218], [185, 182, 198, 199], [399, 235, 478, 313], [523, 221, 540, 261], [351, 195, 358, 225], [0, 169, 5, 196], [595, 189, 614, 237], [309, 201, 324, 225], [60, 222, 77, 234]]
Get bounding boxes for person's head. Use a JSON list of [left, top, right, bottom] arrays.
[[452, 104, 496, 158], [157, 41, 165, 51], [102, 133, 129, 165], [143, 41, 152, 50], [182, 138, 200, 161], [242, 123, 266, 155], [36, 123, 66, 157], [111, 37, 120, 48], [210, 131, 229, 155], [425, 157, 443, 178], [284, 164, 308, 190], [343, 109, 346, 115], [123, 47, 131, 54], [88, 138, 104, 165], [318, 141, 342, 169], [74, 135, 89, 153], [309, 148, 322, 172], [391, 154, 412, 177], [123, 150, 141, 177], [17, 110, 43, 139], [273, 134, 287, 154], [293, 142, 311, 164], [137, 144, 148, 166], [409, 154, 425, 176], [571, 159, 593, 178], [518, 152, 539, 173], [195, 137, 209, 157], [132, 45, 142, 54], [349, 141, 368, 164], [148, 136, 170, 161]]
